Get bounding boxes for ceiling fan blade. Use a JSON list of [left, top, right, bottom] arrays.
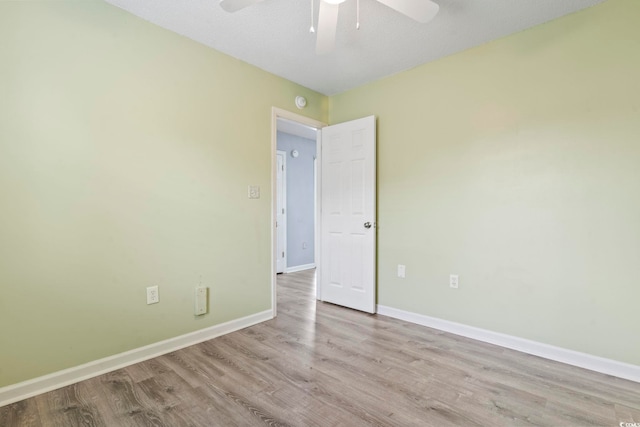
[[375, 0, 439, 23], [219, 0, 264, 13], [316, 1, 340, 55]]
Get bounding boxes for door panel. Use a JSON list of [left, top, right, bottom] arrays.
[[320, 116, 376, 313]]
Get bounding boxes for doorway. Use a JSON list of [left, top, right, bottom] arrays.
[[276, 122, 317, 272], [271, 109, 325, 316], [271, 109, 378, 316]]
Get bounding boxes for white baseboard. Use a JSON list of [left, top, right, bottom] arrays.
[[286, 263, 316, 273], [0, 309, 273, 408], [377, 305, 640, 384]]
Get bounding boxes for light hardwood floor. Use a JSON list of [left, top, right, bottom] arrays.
[[2, 269, 639, 426]]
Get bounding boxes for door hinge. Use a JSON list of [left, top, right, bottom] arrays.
[[282, 251, 285, 258]]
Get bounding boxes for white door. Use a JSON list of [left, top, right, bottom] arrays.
[[320, 116, 376, 313], [276, 151, 287, 274]]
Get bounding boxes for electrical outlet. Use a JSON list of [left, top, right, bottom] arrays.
[[147, 285, 159, 304], [397, 264, 406, 278], [248, 185, 260, 199], [195, 286, 208, 316], [449, 274, 459, 289]]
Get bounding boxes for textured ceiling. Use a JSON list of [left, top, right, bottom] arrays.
[[105, 0, 607, 95]]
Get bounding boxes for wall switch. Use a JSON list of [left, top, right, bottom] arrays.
[[450, 274, 459, 289], [397, 264, 406, 278], [302, 242, 308, 249], [195, 286, 208, 316], [248, 185, 260, 199], [147, 286, 159, 304]]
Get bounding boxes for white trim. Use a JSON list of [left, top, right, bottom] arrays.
[[314, 130, 322, 301], [377, 305, 640, 384], [0, 310, 273, 408], [286, 263, 316, 273], [271, 107, 326, 316], [276, 150, 287, 274]]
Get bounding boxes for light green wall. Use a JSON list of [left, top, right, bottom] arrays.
[[2, 0, 638, 390], [330, 0, 640, 366], [0, 1, 326, 387]]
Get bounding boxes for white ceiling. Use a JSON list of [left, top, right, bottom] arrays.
[[105, 0, 607, 96]]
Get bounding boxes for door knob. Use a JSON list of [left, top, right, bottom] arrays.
[[364, 222, 372, 229]]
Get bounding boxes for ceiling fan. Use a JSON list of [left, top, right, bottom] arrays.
[[219, 0, 440, 55]]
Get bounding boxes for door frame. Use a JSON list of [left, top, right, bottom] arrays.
[[271, 107, 326, 317], [276, 150, 287, 274]]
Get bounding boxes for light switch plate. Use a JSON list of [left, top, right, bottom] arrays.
[[450, 274, 459, 289], [397, 264, 406, 278]]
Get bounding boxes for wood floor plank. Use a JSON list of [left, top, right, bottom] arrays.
[[35, 382, 105, 427], [615, 403, 640, 423], [3, 268, 640, 426], [0, 397, 42, 427]]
